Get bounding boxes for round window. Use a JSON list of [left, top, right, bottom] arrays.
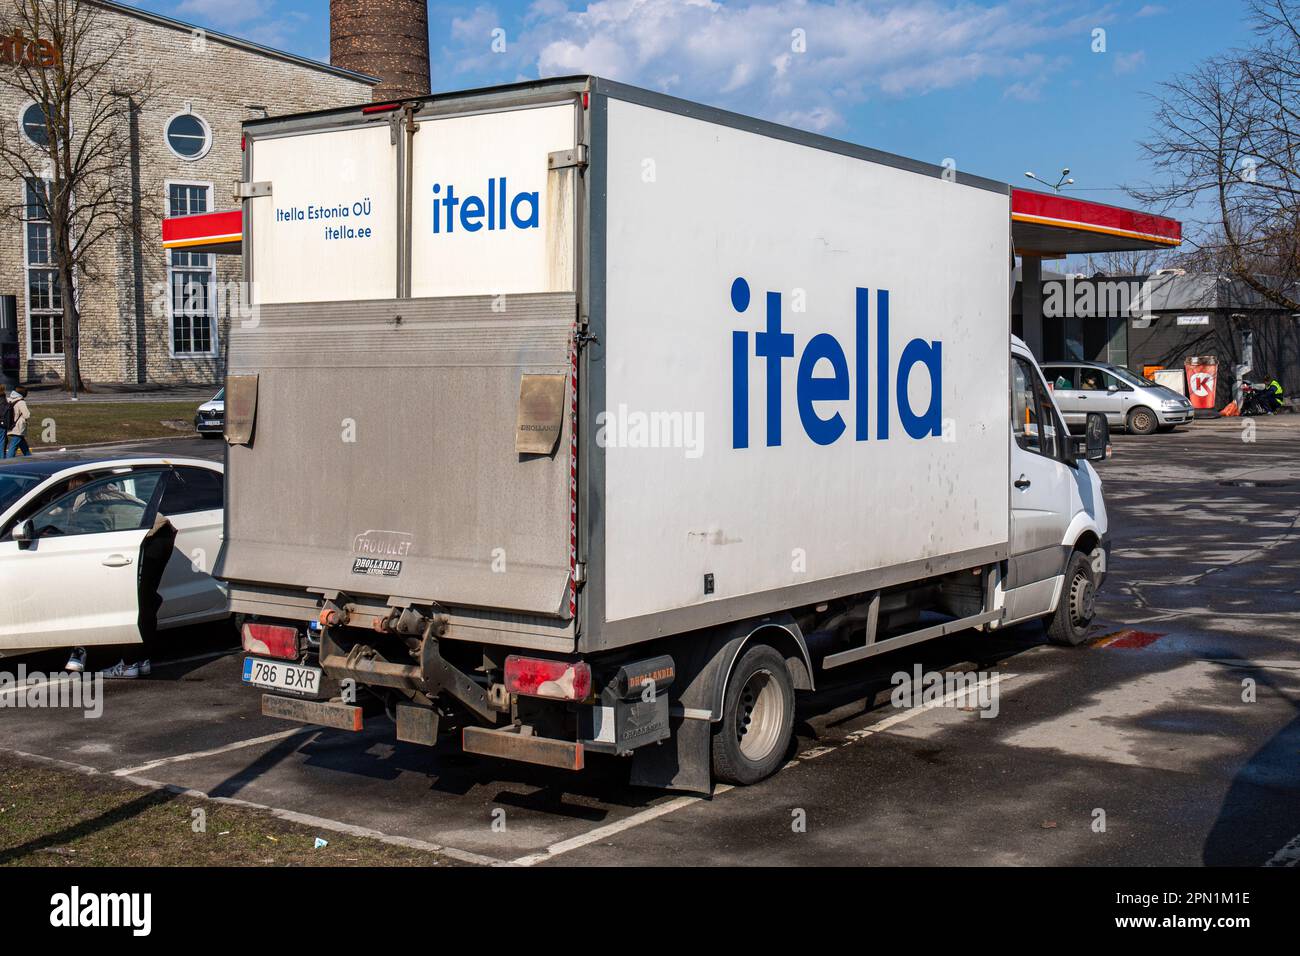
[[166, 112, 210, 160], [20, 102, 49, 147]]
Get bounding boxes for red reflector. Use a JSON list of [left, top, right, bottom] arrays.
[[362, 102, 401, 114], [242, 622, 300, 661], [504, 656, 592, 701], [582, 91, 589, 110]]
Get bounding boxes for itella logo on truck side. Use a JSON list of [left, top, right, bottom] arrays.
[[431, 178, 539, 233], [730, 277, 942, 448]]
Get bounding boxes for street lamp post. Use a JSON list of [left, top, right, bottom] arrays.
[[1025, 167, 1075, 193]]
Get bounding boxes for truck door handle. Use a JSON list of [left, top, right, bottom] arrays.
[[1014, 476, 1031, 490], [102, 554, 133, 568]]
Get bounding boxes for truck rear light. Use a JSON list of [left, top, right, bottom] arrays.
[[504, 656, 592, 701], [242, 622, 300, 661]]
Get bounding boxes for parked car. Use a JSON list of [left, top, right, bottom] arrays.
[[0, 456, 227, 655], [194, 388, 224, 438], [1042, 361, 1194, 435]]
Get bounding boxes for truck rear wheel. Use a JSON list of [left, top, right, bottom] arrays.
[[712, 644, 795, 785], [1045, 551, 1097, 646]]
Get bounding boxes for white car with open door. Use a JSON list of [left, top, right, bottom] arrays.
[[0, 456, 228, 656]]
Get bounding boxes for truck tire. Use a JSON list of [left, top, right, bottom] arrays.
[[1045, 550, 1097, 646], [712, 644, 795, 785], [1126, 406, 1158, 435]]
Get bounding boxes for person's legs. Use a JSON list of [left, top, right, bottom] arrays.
[[2, 435, 15, 458], [12, 436, 29, 456]]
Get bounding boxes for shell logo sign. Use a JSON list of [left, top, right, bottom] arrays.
[[1184, 356, 1218, 411]]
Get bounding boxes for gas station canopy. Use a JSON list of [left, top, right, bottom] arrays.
[[1011, 188, 1182, 257], [162, 187, 1183, 259]]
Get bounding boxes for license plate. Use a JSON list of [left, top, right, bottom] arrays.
[[242, 657, 322, 696]]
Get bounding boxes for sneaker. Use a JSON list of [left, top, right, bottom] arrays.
[[100, 660, 142, 679], [138, 659, 152, 677], [64, 647, 87, 673]]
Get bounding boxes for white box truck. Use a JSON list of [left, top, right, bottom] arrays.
[[221, 77, 1111, 791]]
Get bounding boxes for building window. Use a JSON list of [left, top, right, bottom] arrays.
[[24, 178, 63, 357], [20, 102, 49, 147], [167, 182, 217, 356], [165, 112, 211, 160]]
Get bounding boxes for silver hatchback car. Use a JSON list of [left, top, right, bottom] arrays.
[[1042, 361, 1195, 435]]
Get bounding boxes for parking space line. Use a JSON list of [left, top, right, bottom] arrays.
[[509, 672, 1015, 867], [112, 728, 311, 777]]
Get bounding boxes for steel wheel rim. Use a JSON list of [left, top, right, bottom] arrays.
[[736, 669, 784, 762], [1070, 569, 1095, 627], [1134, 411, 1153, 431]]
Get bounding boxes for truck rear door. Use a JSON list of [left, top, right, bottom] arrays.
[[220, 99, 581, 621]]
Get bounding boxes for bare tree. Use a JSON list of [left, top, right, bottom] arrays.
[[0, 0, 156, 393], [1132, 0, 1300, 312], [1071, 248, 1172, 276]]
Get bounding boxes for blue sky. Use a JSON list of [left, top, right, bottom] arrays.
[[139, 0, 1255, 208]]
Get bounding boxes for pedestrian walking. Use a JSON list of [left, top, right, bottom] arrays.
[[0, 384, 9, 459], [6, 385, 31, 458]]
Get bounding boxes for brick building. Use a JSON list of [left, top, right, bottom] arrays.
[[0, 0, 376, 387]]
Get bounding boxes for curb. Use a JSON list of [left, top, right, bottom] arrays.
[[28, 434, 204, 454]]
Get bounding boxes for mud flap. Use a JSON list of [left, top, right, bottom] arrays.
[[136, 515, 176, 646], [629, 714, 713, 794]]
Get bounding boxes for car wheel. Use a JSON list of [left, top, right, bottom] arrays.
[[711, 644, 795, 786], [1127, 406, 1158, 435], [1045, 551, 1098, 646]]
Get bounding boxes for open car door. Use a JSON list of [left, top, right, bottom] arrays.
[[0, 469, 170, 651]]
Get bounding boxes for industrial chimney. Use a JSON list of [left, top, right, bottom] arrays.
[[330, 0, 431, 101]]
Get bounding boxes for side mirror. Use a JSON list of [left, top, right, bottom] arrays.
[[1083, 412, 1111, 461], [13, 519, 33, 549]]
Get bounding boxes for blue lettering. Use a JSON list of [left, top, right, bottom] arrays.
[[461, 195, 485, 232], [897, 339, 943, 438], [430, 177, 540, 234], [797, 333, 849, 445], [730, 278, 941, 448], [510, 189, 539, 229], [754, 290, 794, 447]]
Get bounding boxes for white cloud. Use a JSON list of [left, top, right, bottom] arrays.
[[442, 0, 1109, 134], [1113, 49, 1146, 74]]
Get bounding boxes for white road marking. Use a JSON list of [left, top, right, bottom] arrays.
[[508, 790, 733, 868], [1265, 833, 1300, 867], [509, 672, 1015, 867], [112, 728, 309, 777], [2, 747, 503, 867]]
